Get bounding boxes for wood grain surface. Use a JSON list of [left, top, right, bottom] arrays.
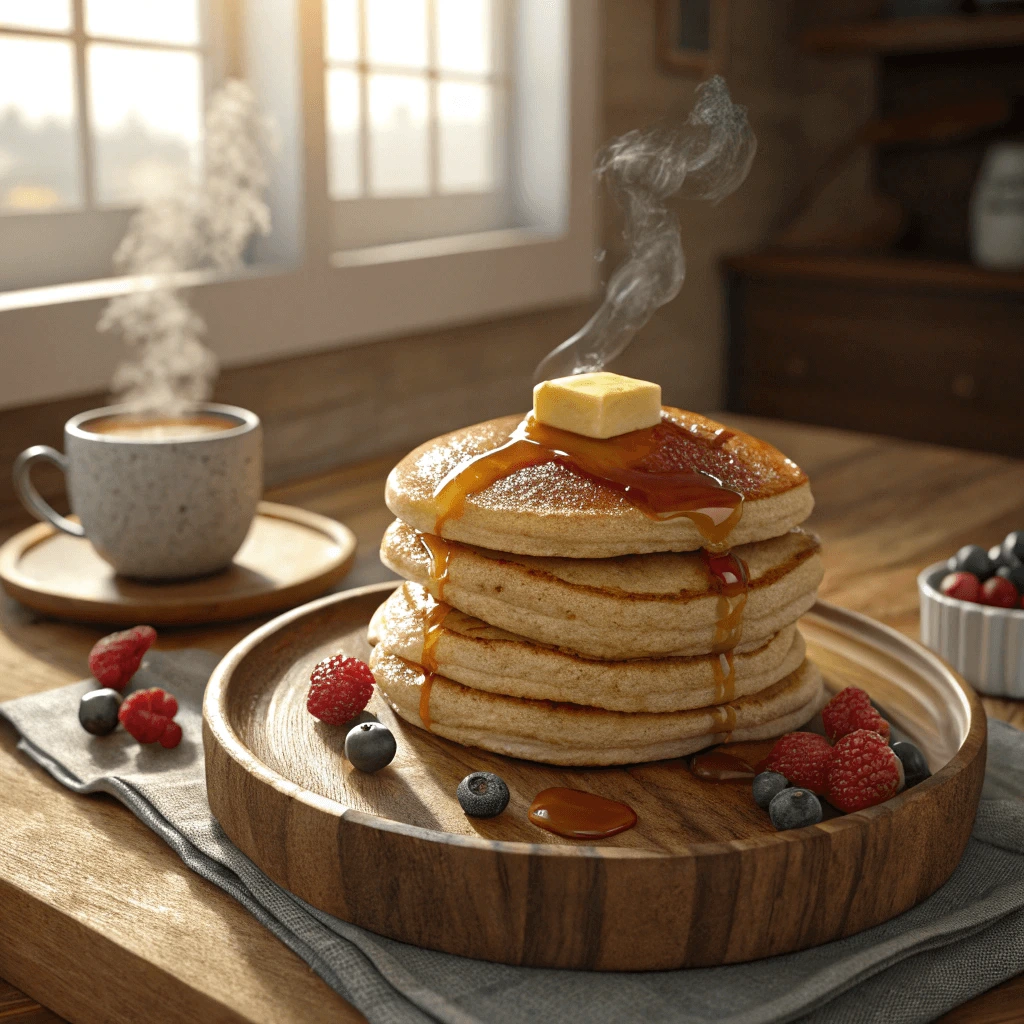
[[0, 417, 1022, 1019], [205, 589, 986, 970], [0, 501, 356, 626]]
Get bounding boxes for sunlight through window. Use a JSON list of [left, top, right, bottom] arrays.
[[0, 0, 204, 214], [324, 0, 504, 206], [0, 34, 80, 210]]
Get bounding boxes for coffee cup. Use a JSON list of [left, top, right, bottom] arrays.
[[13, 403, 262, 580]]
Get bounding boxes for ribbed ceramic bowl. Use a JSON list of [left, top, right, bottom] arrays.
[[919, 561, 1024, 697]]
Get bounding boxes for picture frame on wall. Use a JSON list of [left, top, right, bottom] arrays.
[[656, 0, 728, 75]]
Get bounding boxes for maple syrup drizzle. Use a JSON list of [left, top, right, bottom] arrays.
[[702, 549, 749, 654], [712, 704, 738, 735], [711, 651, 736, 705], [419, 532, 452, 600], [417, 598, 450, 732], [528, 788, 637, 840], [432, 414, 743, 545], [690, 750, 756, 782], [700, 549, 749, 739]]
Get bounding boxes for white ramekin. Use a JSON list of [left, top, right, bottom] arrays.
[[918, 561, 1024, 698]]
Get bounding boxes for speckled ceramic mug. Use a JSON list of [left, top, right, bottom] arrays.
[[13, 403, 262, 580]]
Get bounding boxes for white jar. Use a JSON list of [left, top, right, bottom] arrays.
[[970, 141, 1024, 270]]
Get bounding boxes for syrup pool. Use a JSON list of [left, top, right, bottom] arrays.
[[690, 750, 757, 782], [528, 788, 637, 840]]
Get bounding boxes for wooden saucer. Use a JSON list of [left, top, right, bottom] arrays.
[[203, 583, 987, 971], [0, 501, 355, 626]]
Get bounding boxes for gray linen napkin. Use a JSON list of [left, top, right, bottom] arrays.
[[3, 649, 1024, 1024]]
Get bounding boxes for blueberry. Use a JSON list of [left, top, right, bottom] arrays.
[[996, 564, 1024, 593], [344, 722, 396, 772], [752, 771, 789, 810], [79, 688, 122, 736], [947, 544, 994, 580], [341, 710, 378, 734], [1003, 531, 1024, 564], [989, 544, 1022, 572], [457, 771, 510, 818], [891, 741, 931, 788], [768, 788, 822, 831]]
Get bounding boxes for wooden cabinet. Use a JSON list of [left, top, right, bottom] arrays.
[[725, 251, 1024, 456]]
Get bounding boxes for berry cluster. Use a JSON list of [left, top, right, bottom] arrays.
[[306, 655, 397, 772], [755, 686, 930, 831], [939, 534, 1024, 609], [78, 626, 182, 749]]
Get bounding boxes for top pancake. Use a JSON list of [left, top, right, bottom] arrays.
[[386, 408, 812, 557]]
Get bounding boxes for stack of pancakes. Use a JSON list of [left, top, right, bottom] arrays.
[[368, 409, 825, 766]]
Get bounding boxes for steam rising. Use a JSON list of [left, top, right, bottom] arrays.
[[535, 76, 756, 383], [99, 80, 272, 414]]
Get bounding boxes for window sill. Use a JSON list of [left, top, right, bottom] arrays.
[[0, 227, 596, 411], [330, 226, 560, 269], [0, 263, 287, 315]]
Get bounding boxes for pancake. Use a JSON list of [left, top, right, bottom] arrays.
[[380, 519, 823, 660], [385, 409, 813, 557], [371, 582, 807, 713], [369, 647, 824, 766]]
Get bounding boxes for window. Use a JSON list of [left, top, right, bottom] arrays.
[[0, 0, 599, 412], [323, 0, 511, 251], [0, 0, 208, 289]]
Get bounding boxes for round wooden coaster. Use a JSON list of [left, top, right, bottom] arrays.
[[203, 583, 987, 971], [0, 501, 356, 626]]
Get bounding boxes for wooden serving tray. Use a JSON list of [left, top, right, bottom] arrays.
[[0, 502, 356, 626], [203, 582, 987, 971]]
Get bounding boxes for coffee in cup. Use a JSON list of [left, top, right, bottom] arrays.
[[13, 403, 262, 580]]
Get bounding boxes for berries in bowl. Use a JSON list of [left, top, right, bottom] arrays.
[[919, 534, 1024, 697]]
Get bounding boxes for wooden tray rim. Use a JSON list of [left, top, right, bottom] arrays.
[[0, 501, 357, 625], [203, 581, 987, 860]]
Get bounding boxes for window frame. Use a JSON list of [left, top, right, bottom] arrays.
[[0, 0, 600, 412], [324, 0, 515, 251], [0, 0, 223, 291]]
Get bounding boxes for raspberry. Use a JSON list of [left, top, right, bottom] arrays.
[[764, 732, 833, 794], [307, 656, 374, 725], [118, 687, 179, 745], [159, 720, 183, 749], [826, 729, 902, 813], [939, 572, 980, 603], [980, 575, 1018, 609], [88, 625, 157, 691], [821, 686, 890, 743]]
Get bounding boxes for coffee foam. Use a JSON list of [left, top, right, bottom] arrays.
[[84, 414, 237, 441]]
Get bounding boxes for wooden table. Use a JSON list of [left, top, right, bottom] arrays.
[[1, 416, 1022, 1024]]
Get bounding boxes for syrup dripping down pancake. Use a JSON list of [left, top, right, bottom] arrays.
[[386, 409, 813, 557], [380, 519, 823, 660], [368, 647, 824, 767], [370, 583, 807, 714]]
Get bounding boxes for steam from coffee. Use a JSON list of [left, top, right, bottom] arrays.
[[99, 80, 272, 414], [535, 76, 756, 383]]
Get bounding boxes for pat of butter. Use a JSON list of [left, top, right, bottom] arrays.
[[533, 372, 662, 439]]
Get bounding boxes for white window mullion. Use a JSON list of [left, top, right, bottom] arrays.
[[70, 0, 95, 208], [356, 0, 370, 196], [426, 0, 439, 196]]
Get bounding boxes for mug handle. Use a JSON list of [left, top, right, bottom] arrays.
[[13, 446, 86, 538]]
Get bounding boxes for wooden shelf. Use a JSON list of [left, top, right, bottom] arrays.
[[800, 12, 1024, 56], [725, 250, 1024, 295]]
